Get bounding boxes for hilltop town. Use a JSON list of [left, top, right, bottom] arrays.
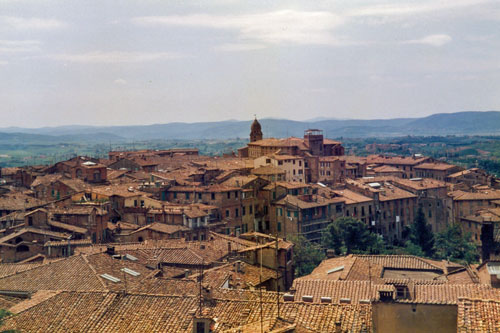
[[0, 119, 499, 332]]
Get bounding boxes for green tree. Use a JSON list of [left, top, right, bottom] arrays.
[[408, 207, 435, 257], [322, 217, 386, 255], [0, 308, 17, 333], [288, 234, 325, 277], [434, 225, 479, 264]]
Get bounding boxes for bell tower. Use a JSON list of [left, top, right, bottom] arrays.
[[250, 116, 263, 142]]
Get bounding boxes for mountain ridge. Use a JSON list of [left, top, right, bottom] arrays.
[[0, 111, 499, 141]]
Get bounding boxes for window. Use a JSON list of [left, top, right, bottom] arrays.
[[198, 193, 202, 200], [227, 192, 231, 199], [173, 192, 177, 199], [196, 322, 205, 333], [242, 206, 246, 215], [249, 205, 253, 214], [28, 216, 33, 226], [226, 210, 230, 218], [235, 191, 238, 198], [211, 193, 215, 200], [186, 193, 190, 200], [235, 208, 239, 217], [140, 200, 144, 208], [278, 222, 282, 232]]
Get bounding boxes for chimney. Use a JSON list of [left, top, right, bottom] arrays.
[[326, 249, 336, 258], [235, 261, 242, 273], [227, 241, 232, 254], [335, 322, 342, 333], [184, 269, 190, 278], [106, 246, 115, 255]]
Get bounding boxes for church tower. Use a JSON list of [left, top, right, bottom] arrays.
[[250, 117, 263, 142]]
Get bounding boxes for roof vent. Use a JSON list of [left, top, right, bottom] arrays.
[[302, 295, 313, 303], [283, 294, 294, 302], [339, 298, 351, 304], [320, 296, 332, 303], [359, 299, 371, 304]]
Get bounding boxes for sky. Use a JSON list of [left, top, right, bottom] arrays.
[[0, 0, 499, 127]]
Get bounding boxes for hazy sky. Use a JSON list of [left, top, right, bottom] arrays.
[[1, 0, 499, 127]]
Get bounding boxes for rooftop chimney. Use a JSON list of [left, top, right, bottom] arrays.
[[106, 246, 115, 256]]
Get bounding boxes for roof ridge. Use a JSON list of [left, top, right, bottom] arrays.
[[82, 254, 109, 291]]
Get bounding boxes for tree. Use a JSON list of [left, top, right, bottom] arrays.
[[434, 225, 479, 264], [408, 207, 435, 257], [0, 308, 17, 333], [288, 234, 325, 277], [322, 217, 386, 255]]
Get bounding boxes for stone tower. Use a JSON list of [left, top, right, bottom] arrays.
[[250, 117, 263, 142]]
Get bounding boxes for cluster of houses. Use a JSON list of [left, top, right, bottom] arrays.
[[0, 119, 500, 331]]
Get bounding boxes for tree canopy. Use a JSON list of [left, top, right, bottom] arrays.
[[434, 224, 479, 264], [288, 234, 325, 277], [322, 217, 385, 255], [407, 207, 435, 257]]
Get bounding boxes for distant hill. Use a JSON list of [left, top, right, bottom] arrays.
[[0, 111, 499, 141]]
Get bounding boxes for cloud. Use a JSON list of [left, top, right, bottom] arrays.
[[215, 43, 266, 52], [133, 10, 344, 45], [114, 78, 127, 85], [0, 60, 8, 65], [48, 51, 182, 63], [347, 0, 492, 18], [403, 34, 452, 47], [0, 40, 41, 53], [1, 16, 66, 30]]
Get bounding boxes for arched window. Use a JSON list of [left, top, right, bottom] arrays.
[[16, 245, 29, 252]]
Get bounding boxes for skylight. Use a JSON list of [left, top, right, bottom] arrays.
[[327, 266, 344, 274], [121, 268, 140, 277], [100, 273, 121, 283]]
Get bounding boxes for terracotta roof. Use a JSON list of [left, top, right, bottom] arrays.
[[372, 165, 403, 173], [30, 174, 63, 188], [2, 290, 373, 332], [275, 194, 344, 209], [366, 154, 430, 166], [0, 252, 154, 293], [457, 298, 500, 332], [127, 222, 189, 235], [292, 279, 500, 305], [251, 165, 286, 175], [414, 162, 458, 171], [390, 177, 447, 190], [0, 193, 46, 211], [332, 189, 373, 204], [0, 262, 45, 278], [47, 220, 88, 234], [0, 227, 70, 244], [449, 190, 500, 201], [189, 261, 278, 289]]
